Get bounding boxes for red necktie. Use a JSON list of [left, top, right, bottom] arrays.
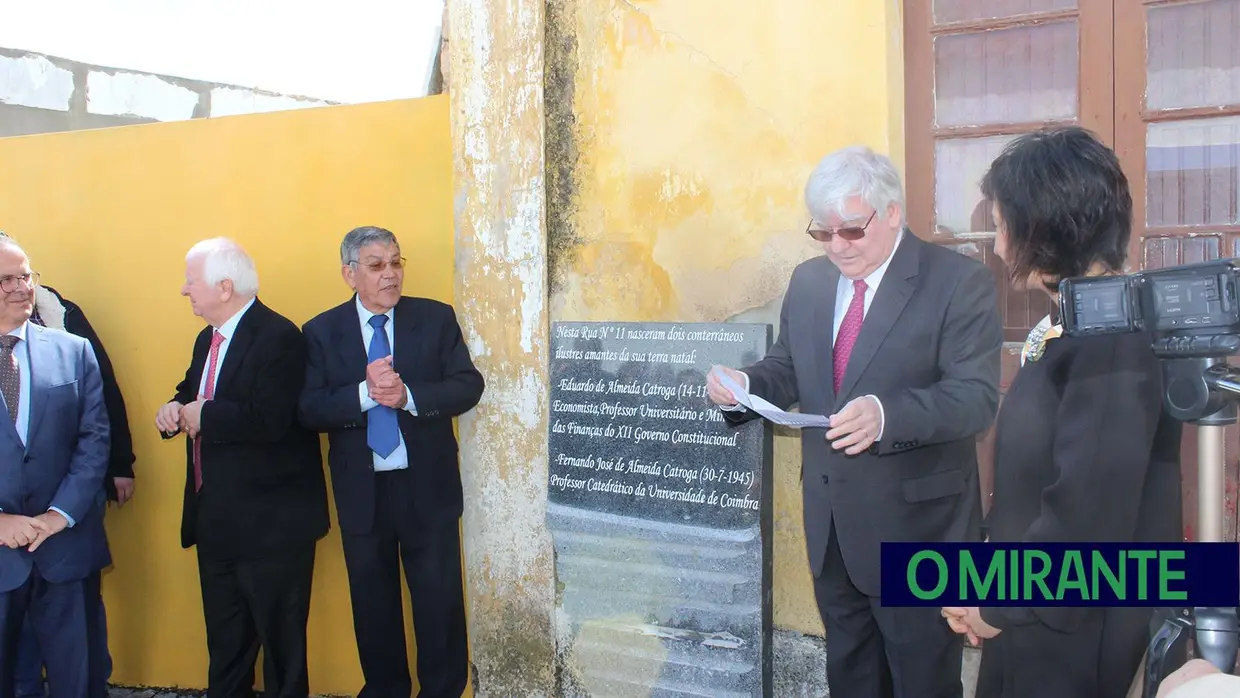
[[193, 330, 225, 491], [833, 280, 868, 394]]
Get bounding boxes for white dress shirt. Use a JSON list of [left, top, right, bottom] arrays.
[[354, 296, 418, 471], [4, 321, 75, 526], [728, 231, 905, 439], [198, 297, 256, 397], [831, 231, 903, 344]]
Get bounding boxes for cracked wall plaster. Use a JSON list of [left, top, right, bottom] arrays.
[[447, 0, 557, 695]]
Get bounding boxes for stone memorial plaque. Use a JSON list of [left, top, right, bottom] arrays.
[[547, 321, 773, 698]]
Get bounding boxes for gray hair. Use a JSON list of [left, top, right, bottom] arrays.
[[0, 231, 24, 255], [186, 237, 260, 297], [341, 226, 399, 266], [804, 146, 906, 227]]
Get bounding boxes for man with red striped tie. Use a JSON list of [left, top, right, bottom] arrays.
[[707, 146, 1002, 698], [155, 237, 329, 698]]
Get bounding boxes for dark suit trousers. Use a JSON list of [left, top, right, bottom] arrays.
[[197, 542, 316, 698], [341, 468, 468, 698], [813, 525, 962, 698], [0, 573, 89, 698], [14, 569, 111, 698]]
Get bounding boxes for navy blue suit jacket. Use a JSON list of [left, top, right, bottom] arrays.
[[299, 296, 483, 535], [0, 323, 110, 593]]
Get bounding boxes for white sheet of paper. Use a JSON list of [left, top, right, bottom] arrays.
[[716, 369, 831, 429]]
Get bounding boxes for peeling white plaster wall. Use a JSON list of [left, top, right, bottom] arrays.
[[0, 53, 73, 110], [452, 4, 552, 585], [0, 47, 344, 126], [448, 0, 556, 692], [86, 70, 199, 121], [0, 0, 444, 104]]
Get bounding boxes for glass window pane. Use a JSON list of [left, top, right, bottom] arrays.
[[934, 21, 1079, 127], [1144, 235, 1222, 270], [1147, 0, 1240, 111], [1146, 116, 1240, 227], [934, 135, 1018, 236], [934, 0, 1076, 25]]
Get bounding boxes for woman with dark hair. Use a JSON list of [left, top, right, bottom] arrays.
[[941, 126, 1184, 697]]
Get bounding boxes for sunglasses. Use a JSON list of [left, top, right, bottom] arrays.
[[805, 210, 876, 242]]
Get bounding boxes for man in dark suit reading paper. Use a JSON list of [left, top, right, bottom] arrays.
[[707, 146, 1003, 698]]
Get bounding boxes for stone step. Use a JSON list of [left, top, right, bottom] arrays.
[[557, 553, 753, 604], [574, 665, 753, 698]]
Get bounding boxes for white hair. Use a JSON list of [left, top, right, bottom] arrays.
[[186, 237, 259, 297], [804, 146, 906, 226], [0, 234, 23, 256]]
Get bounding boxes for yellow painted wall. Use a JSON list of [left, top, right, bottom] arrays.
[[0, 96, 458, 695], [548, 0, 906, 635]]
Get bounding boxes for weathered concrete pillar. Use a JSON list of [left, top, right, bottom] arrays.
[[445, 1, 557, 696]]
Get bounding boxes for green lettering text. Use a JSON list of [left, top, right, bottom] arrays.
[[1129, 551, 1156, 600], [1057, 550, 1089, 600], [1091, 550, 1125, 600], [961, 550, 1003, 601], [908, 551, 948, 600], [1158, 550, 1187, 601], [1023, 550, 1054, 599]]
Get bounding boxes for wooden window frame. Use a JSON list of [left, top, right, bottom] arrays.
[[1113, 0, 1240, 542], [1114, 0, 1240, 255], [903, 0, 1118, 519], [904, 0, 1116, 244]]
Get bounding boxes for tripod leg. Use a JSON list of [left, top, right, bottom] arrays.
[[1144, 610, 1190, 698]]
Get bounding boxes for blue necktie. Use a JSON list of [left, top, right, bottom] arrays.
[[366, 314, 400, 458]]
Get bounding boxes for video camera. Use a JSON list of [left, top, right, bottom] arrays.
[[1060, 258, 1240, 355], [1059, 259, 1240, 423], [1060, 258, 1240, 692]]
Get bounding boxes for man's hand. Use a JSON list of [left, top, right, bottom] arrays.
[[113, 477, 136, 507], [180, 398, 205, 439], [706, 365, 744, 407], [941, 606, 1000, 645], [941, 607, 980, 646], [27, 511, 68, 552], [826, 396, 883, 455], [367, 357, 407, 409], [372, 381, 406, 409], [155, 401, 184, 434], [0, 514, 47, 549], [1156, 659, 1223, 698], [366, 356, 399, 389]]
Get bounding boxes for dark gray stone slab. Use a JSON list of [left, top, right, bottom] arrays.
[[548, 321, 773, 698]]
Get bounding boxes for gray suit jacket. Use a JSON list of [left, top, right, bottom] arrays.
[[0, 323, 111, 593], [728, 232, 1002, 595]]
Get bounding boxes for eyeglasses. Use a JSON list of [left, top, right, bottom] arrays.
[[0, 272, 38, 294], [351, 257, 406, 274], [805, 210, 876, 242]]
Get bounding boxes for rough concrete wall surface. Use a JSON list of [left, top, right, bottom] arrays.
[[0, 48, 336, 138], [445, 0, 558, 696], [544, 0, 906, 690]]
